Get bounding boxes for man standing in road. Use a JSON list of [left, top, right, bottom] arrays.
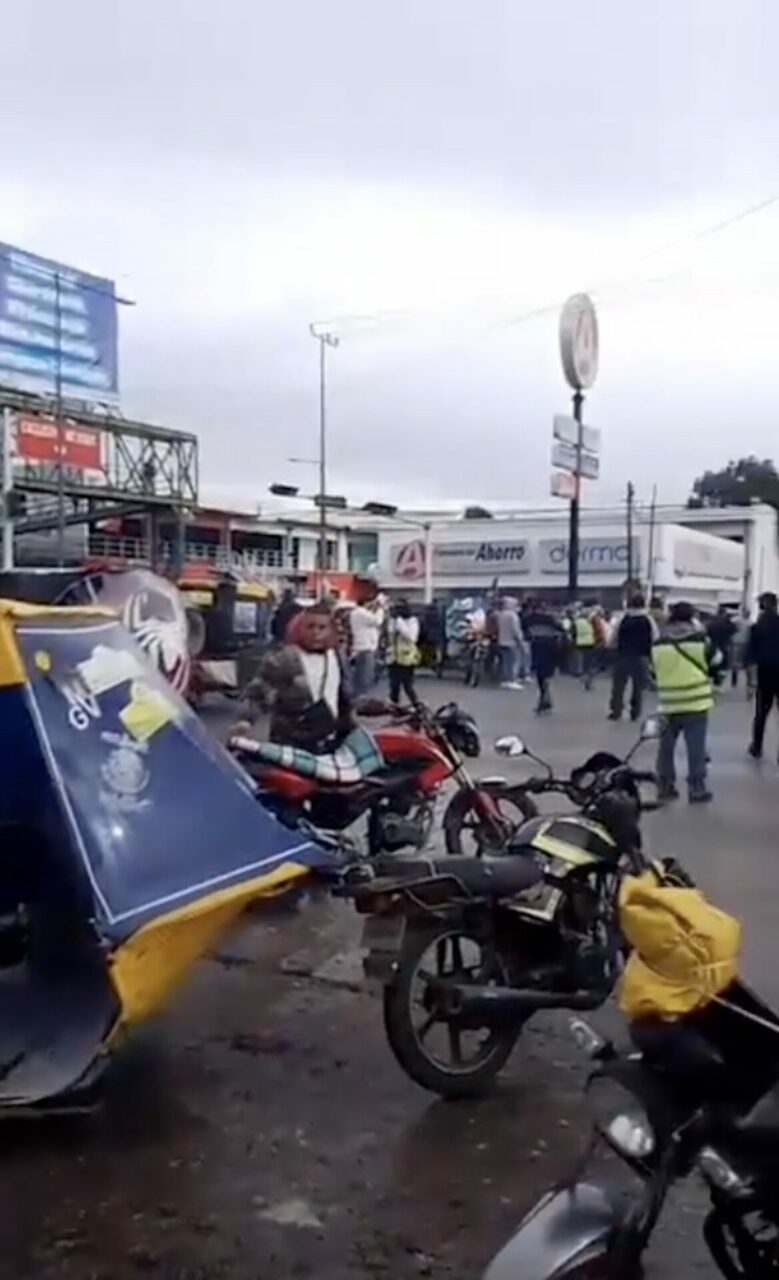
[[386, 599, 421, 707], [609, 593, 655, 722], [746, 592, 779, 760], [349, 594, 384, 696], [653, 601, 713, 804], [707, 605, 737, 688], [524, 599, 563, 714], [574, 605, 598, 690], [496, 596, 525, 689]]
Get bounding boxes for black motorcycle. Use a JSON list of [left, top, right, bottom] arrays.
[[486, 989, 779, 1279], [343, 722, 660, 1099]]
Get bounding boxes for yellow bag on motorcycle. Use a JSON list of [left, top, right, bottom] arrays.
[[619, 870, 742, 1020]]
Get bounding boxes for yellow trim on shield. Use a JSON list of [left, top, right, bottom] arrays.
[[0, 600, 119, 688], [0, 615, 26, 687], [109, 861, 309, 1028], [0, 599, 116, 621]]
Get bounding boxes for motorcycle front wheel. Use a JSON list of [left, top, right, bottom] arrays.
[[443, 785, 538, 857], [382, 922, 521, 1099]]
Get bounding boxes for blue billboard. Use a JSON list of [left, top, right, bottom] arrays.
[[0, 242, 118, 403]]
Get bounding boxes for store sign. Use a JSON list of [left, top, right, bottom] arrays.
[[391, 539, 530, 579], [16, 414, 102, 471], [539, 537, 639, 575]]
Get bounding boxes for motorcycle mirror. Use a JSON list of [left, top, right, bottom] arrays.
[[494, 734, 526, 758]]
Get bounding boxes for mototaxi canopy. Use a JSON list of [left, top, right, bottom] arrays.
[[0, 601, 330, 1059]]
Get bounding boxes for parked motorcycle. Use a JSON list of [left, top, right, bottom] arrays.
[[485, 987, 779, 1280], [343, 721, 661, 1099], [229, 701, 536, 858], [464, 634, 491, 688]]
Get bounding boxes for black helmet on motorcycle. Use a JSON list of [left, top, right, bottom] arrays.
[[433, 704, 481, 758], [592, 789, 641, 852]]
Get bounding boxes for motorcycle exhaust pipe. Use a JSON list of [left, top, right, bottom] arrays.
[[446, 984, 606, 1027]]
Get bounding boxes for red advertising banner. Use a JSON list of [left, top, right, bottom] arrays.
[[15, 415, 102, 471]]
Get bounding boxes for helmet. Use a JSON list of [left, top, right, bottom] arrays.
[[592, 789, 641, 851], [434, 704, 481, 758]]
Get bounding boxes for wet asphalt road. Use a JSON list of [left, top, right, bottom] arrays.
[[3, 672, 778, 1280]]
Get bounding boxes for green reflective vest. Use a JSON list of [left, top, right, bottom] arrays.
[[575, 616, 595, 648], [652, 636, 713, 715]]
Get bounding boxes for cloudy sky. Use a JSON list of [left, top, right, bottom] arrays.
[[2, 0, 779, 514]]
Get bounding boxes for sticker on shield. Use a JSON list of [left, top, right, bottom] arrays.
[[99, 733, 151, 814], [119, 680, 176, 743]]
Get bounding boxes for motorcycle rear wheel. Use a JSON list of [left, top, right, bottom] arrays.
[[383, 922, 520, 1099]]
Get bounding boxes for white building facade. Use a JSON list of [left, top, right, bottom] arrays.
[[377, 507, 758, 611]]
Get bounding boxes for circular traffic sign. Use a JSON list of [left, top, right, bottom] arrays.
[[559, 293, 599, 390]]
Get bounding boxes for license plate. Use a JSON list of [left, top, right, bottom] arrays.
[[361, 915, 405, 951], [361, 915, 405, 986]]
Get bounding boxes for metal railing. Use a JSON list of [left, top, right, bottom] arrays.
[[86, 534, 294, 577]]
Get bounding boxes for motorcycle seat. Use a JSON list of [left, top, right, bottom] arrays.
[[372, 854, 543, 898]]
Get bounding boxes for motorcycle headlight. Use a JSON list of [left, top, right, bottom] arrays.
[[588, 1076, 656, 1160], [605, 1112, 656, 1160]]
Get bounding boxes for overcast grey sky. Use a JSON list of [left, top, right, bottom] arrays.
[[2, 1, 779, 513]]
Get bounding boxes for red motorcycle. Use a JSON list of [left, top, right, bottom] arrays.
[[229, 702, 537, 857]]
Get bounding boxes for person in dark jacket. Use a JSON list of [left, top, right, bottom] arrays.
[[746, 593, 779, 760], [523, 600, 563, 714], [707, 605, 737, 687], [608, 593, 655, 721], [271, 588, 302, 644]]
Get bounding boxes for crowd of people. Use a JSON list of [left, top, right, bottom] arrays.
[[254, 584, 779, 809]]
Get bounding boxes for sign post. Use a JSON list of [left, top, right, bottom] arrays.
[[557, 293, 599, 600]]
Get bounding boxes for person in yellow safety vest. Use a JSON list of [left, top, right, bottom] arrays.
[[574, 608, 597, 690], [652, 600, 714, 805]]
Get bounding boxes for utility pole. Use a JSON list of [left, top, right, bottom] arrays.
[[646, 484, 658, 600], [567, 389, 584, 600], [626, 480, 635, 593], [310, 324, 339, 598], [55, 270, 66, 566]]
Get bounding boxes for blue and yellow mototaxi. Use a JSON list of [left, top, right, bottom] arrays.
[[0, 599, 330, 1112]]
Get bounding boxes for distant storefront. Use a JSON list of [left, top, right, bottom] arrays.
[[379, 515, 746, 610]]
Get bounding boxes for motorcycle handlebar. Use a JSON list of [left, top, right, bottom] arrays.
[[227, 734, 263, 759], [521, 767, 657, 800]]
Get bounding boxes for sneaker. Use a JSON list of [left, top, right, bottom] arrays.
[[748, 745, 763, 760], [689, 791, 713, 805], [658, 785, 680, 802], [607, 711, 621, 721]]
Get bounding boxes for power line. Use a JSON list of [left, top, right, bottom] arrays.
[[498, 189, 779, 331]]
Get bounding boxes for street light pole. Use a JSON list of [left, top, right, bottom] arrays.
[[310, 324, 339, 598]]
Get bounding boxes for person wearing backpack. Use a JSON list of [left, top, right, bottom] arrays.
[[386, 599, 421, 707], [652, 601, 714, 804]]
